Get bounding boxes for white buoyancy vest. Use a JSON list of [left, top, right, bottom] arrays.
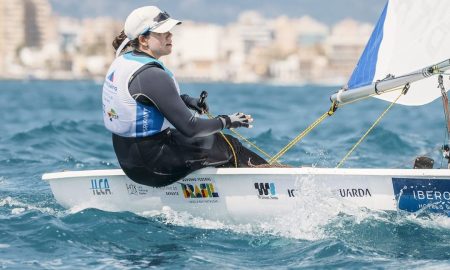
[[102, 52, 180, 137]]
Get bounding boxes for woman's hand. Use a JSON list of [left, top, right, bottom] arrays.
[[217, 113, 253, 129], [181, 94, 209, 114]]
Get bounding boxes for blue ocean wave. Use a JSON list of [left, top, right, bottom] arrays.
[[1, 81, 449, 269]]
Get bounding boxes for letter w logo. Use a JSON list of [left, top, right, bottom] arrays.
[[254, 183, 271, 195]]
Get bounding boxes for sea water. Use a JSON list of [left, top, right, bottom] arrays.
[[1, 80, 449, 269]]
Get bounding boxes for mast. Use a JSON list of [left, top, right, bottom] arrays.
[[330, 59, 450, 105]]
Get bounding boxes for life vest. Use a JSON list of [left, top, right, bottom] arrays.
[[102, 52, 180, 137]]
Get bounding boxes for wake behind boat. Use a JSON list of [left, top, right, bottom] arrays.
[[43, 0, 450, 218]]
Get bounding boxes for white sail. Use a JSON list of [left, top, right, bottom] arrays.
[[344, 0, 450, 106]]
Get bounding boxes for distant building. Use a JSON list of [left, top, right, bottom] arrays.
[[236, 11, 273, 54], [324, 19, 373, 84], [295, 16, 329, 48], [0, 4, 374, 83], [269, 15, 329, 83], [271, 15, 328, 55], [73, 17, 122, 77], [0, 0, 25, 76], [23, 0, 56, 48], [220, 11, 275, 82], [297, 47, 328, 83], [269, 54, 301, 83], [271, 16, 298, 55], [58, 17, 82, 54], [0, 0, 57, 77], [56, 17, 82, 75], [167, 22, 224, 81], [219, 25, 246, 81]]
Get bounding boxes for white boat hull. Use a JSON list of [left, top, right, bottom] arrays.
[[42, 168, 450, 220]]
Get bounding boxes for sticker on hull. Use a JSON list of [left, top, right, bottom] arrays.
[[179, 177, 220, 204], [254, 182, 278, 199], [392, 178, 450, 215], [90, 178, 111, 196]]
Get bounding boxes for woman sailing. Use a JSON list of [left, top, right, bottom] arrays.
[[102, 6, 268, 187]]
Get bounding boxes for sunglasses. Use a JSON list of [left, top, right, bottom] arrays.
[[154, 11, 170, 23], [140, 11, 171, 36]]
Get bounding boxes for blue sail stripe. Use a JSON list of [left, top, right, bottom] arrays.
[[347, 1, 389, 89]]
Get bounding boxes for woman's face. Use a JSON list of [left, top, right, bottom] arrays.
[[141, 32, 173, 59]]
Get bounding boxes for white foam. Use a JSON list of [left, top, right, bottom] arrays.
[[68, 204, 91, 214], [0, 259, 14, 268], [42, 198, 450, 242], [0, 196, 61, 217], [136, 174, 393, 240], [11, 208, 25, 215], [264, 174, 380, 240], [397, 212, 450, 230], [137, 185, 331, 240], [40, 259, 63, 267], [97, 257, 147, 270], [0, 244, 10, 249]]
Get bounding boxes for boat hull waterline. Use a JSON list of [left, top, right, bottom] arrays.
[[42, 168, 450, 220]]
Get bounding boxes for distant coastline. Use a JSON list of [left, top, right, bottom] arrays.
[[0, 78, 342, 89]]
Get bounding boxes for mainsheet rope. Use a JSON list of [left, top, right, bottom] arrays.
[[203, 82, 412, 168], [268, 102, 338, 164], [336, 84, 409, 168], [206, 105, 337, 166]]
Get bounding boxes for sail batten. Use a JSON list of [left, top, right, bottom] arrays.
[[336, 0, 450, 106]]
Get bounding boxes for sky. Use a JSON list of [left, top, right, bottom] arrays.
[[50, 0, 387, 25]]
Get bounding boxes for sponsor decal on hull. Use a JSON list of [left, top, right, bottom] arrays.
[[126, 183, 149, 196], [180, 177, 219, 204], [154, 185, 179, 196], [338, 188, 372, 198], [254, 182, 278, 199], [287, 189, 299, 198], [91, 178, 111, 196], [392, 178, 450, 214]]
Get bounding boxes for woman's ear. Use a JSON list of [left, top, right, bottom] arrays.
[[138, 35, 149, 48]]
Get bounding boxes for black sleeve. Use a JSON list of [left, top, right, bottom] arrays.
[[128, 66, 223, 137], [180, 94, 194, 105]]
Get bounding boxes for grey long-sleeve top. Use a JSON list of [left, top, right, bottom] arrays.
[[128, 60, 223, 138]]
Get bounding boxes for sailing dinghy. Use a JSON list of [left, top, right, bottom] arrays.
[[43, 0, 450, 219]]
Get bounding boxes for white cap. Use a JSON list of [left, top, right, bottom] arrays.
[[124, 6, 181, 39]]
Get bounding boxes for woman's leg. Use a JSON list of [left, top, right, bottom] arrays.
[[170, 131, 268, 168], [118, 130, 270, 187], [215, 134, 268, 167]]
